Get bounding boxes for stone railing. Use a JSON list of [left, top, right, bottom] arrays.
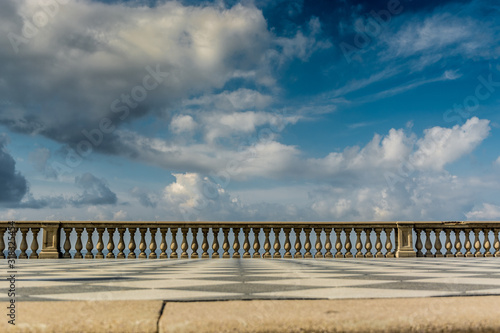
[[1, 221, 499, 259]]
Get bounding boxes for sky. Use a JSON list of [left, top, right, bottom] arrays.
[[1, 0, 500, 222]]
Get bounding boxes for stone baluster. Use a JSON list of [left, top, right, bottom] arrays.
[[62, 227, 72, 258], [415, 229, 423, 257], [19, 228, 29, 259], [384, 228, 395, 258], [304, 228, 312, 258], [128, 228, 137, 259], [95, 228, 105, 259], [0, 227, 5, 259], [211, 228, 219, 259], [484, 228, 492, 257], [201, 228, 209, 259], [294, 228, 302, 258], [344, 228, 353, 258], [117, 228, 126, 259], [464, 228, 473, 257], [138, 228, 147, 259], [334, 228, 343, 258], [324, 228, 333, 258], [424, 229, 433, 257], [434, 228, 443, 257], [444, 229, 453, 257], [191, 228, 199, 259], [454, 229, 464, 257], [473, 228, 483, 257], [180, 228, 189, 259], [243, 227, 251, 258], [85, 227, 94, 259], [75, 228, 84, 259], [493, 228, 500, 257], [233, 227, 241, 259], [263, 228, 272, 258], [170, 228, 178, 259], [106, 227, 115, 259], [222, 228, 231, 259], [354, 228, 363, 258], [252, 227, 261, 258], [30, 228, 40, 259], [314, 227, 323, 258], [364, 228, 373, 258], [283, 228, 292, 258], [374, 228, 383, 258], [149, 228, 158, 259], [273, 228, 281, 258], [159, 228, 168, 259]]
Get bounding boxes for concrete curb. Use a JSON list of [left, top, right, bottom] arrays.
[[3, 296, 500, 332], [160, 296, 500, 332]]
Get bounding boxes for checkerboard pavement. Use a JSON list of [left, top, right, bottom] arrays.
[[2, 258, 500, 302]]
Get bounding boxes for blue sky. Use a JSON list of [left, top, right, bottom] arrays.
[[1, 0, 500, 221]]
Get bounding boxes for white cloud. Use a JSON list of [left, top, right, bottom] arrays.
[[184, 89, 273, 111], [275, 17, 332, 64], [202, 111, 300, 142], [411, 117, 490, 171], [112, 117, 491, 184], [466, 203, 500, 220], [113, 210, 128, 221], [385, 11, 495, 60], [170, 115, 197, 134]]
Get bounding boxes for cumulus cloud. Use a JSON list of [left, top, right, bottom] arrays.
[[466, 203, 500, 220], [0, 0, 271, 149], [163, 173, 241, 220], [0, 0, 327, 163], [162, 172, 314, 221], [107, 117, 491, 184], [411, 117, 490, 171], [0, 135, 28, 205]]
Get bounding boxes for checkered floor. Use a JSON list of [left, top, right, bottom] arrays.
[[2, 258, 500, 302]]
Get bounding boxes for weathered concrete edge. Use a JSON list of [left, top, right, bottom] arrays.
[[3, 297, 500, 333], [1, 300, 164, 333], [161, 296, 500, 333]]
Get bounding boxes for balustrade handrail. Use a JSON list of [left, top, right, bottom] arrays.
[[1, 221, 499, 259]]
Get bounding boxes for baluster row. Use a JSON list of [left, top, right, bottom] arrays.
[[415, 228, 500, 257], [57, 226, 396, 259], [0, 227, 41, 259]]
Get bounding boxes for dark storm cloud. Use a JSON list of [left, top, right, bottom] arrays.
[[71, 172, 118, 206], [0, 0, 272, 158], [0, 135, 28, 204]]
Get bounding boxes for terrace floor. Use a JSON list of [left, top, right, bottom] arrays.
[[3, 258, 500, 332], [4, 257, 500, 302]]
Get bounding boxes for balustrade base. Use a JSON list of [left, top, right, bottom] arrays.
[[39, 251, 61, 259], [395, 250, 416, 258]]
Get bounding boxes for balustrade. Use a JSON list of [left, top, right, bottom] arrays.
[[2, 221, 500, 259]]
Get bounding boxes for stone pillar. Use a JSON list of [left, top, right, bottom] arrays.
[[39, 222, 62, 259], [395, 222, 416, 258]]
